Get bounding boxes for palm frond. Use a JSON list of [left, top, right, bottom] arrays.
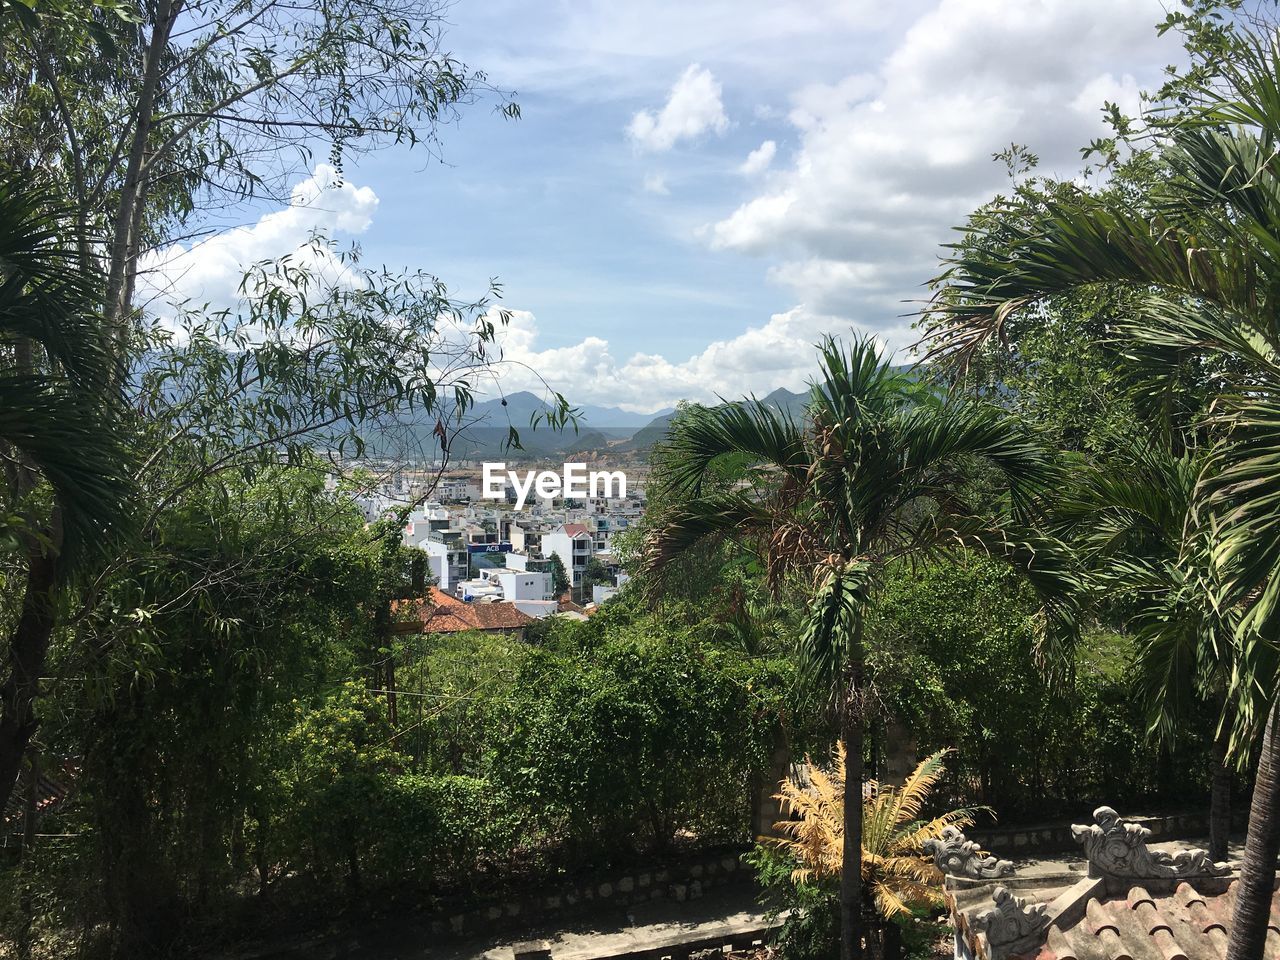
[[771, 743, 962, 919]]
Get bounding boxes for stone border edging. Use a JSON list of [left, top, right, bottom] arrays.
[[428, 848, 755, 941]]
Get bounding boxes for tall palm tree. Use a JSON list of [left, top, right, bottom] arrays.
[[925, 35, 1280, 960], [0, 174, 132, 815], [1059, 444, 1243, 861], [646, 335, 1073, 960]]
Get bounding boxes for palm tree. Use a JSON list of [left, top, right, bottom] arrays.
[[1059, 444, 1242, 861], [924, 35, 1280, 960], [646, 335, 1073, 960], [774, 746, 977, 920], [0, 174, 133, 815]]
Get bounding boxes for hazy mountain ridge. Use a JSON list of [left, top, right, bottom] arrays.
[[359, 387, 812, 461]]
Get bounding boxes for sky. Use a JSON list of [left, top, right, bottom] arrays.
[[140, 0, 1188, 415]]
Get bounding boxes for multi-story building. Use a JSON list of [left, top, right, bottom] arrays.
[[541, 522, 594, 588]]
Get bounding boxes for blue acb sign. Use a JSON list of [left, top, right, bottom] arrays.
[[466, 541, 512, 554]]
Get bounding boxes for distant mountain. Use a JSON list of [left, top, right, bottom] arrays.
[[578, 401, 674, 428], [466, 392, 671, 430], [757, 386, 810, 419], [362, 387, 810, 462], [617, 387, 810, 454]]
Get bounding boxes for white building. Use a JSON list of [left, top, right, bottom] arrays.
[[458, 567, 552, 604], [495, 570, 551, 601], [541, 523, 594, 588]]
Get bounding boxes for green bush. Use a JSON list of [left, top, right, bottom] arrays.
[[371, 773, 519, 885], [868, 559, 1212, 820], [745, 844, 839, 960], [494, 620, 780, 856]]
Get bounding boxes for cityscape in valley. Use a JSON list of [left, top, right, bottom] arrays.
[[5, 3, 1280, 960], [344, 386, 810, 626]]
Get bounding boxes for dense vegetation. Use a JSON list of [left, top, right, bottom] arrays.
[[0, 2, 1278, 960]]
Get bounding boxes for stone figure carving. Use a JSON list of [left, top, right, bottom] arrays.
[[1070, 806, 1229, 878], [970, 885, 1050, 959], [922, 826, 1014, 880]]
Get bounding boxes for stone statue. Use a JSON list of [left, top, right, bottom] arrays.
[[922, 826, 1014, 880], [1070, 806, 1229, 879], [970, 885, 1050, 959]]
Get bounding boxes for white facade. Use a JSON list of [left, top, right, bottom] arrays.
[[496, 570, 551, 601], [459, 568, 551, 603], [418, 537, 468, 591], [541, 524, 593, 587]]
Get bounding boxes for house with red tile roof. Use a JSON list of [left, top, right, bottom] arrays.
[[936, 807, 1277, 960], [392, 587, 533, 639]]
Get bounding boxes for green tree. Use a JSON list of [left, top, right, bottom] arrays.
[[646, 335, 1072, 960], [0, 0, 517, 333], [0, 0, 561, 821], [0, 176, 132, 820], [925, 33, 1280, 960], [868, 558, 1211, 819], [581, 556, 610, 596], [1058, 444, 1240, 860], [547, 553, 570, 596], [66, 467, 382, 950]]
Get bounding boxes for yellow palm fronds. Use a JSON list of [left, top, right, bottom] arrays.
[[772, 745, 979, 919]]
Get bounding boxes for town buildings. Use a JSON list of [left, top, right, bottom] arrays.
[[348, 465, 643, 623]]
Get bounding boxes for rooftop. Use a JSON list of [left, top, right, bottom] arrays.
[[392, 587, 534, 635], [940, 808, 1279, 960]]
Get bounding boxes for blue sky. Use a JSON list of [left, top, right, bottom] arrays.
[[142, 0, 1186, 413]]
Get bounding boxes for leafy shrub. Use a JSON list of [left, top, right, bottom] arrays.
[[745, 844, 840, 960], [494, 621, 778, 856], [868, 559, 1212, 820]]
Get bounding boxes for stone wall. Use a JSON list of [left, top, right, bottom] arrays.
[[427, 848, 753, 941], [965, 809, 1238, 857]]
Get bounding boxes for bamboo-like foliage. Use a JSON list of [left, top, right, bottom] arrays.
[[773, 746, 979, 919], [0, 173, 132, 563]]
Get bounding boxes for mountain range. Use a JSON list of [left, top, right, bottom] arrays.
[[437, 387, 811, 460], [358, 387, 813, 462]]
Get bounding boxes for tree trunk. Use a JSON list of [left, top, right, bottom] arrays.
[[22, 745, 38, 854], [841, 660, 865, 960], [0, 547, 60, 818], [103, 0, 180, 331], [1210, 721, 1233, 864], [1226, 698, 1280, 960]]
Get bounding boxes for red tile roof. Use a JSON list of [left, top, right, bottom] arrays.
[[392, 587, 533, 635], [562, 523, 590, 538], [1028, 880, 1280, 960]]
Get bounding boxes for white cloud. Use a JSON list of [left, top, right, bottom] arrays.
[[642, 172, 671, 195], [628, 64, 730, 152], [738, 139, 777, 176], [136, 164, 377, 322], [707, 0, 1181, 320], [488, 305, 910, 413]]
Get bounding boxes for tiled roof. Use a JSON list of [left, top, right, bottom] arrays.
[[392, 588, 533, 634], [945, 824, 1279, 960], [562, 523, 590, 537], [1030, 880, 1280, 960], [4, 765, 73, 828]]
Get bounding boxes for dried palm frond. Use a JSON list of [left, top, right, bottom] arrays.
[[772, 745, 983, 918]]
